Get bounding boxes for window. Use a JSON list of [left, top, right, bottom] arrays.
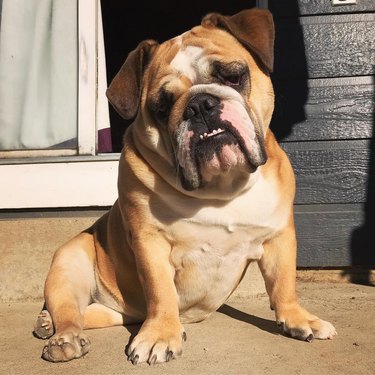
[[0, 0, 118, 209]]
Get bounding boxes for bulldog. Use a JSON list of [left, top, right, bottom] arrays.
[[34, 8, 336, 364]]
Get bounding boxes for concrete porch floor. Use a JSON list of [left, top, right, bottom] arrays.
[[1, 282, 374, 375]]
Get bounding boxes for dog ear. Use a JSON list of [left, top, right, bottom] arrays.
[[106, 39, 159, 120], [202, 8, 274, 72]]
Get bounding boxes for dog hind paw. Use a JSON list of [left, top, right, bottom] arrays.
[[42, 331, 90, 362], [33, 310, 54, 339]]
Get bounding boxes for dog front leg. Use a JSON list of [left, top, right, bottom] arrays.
[[258, 214, 336, 341], [126, 230, 186, 365]]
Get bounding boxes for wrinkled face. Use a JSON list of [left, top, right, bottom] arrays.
[[144, 26, 274, 191]]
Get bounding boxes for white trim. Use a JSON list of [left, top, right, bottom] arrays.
[[0, 149, 77, 159], [0, 160, 119, 209]]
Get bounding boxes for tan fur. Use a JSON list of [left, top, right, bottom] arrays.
[[34, 9, 336, 365]]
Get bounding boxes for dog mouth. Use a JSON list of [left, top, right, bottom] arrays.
[[178, 123, 265, 191], [176, 94, 267, 191], [194, 124, 245, 164]]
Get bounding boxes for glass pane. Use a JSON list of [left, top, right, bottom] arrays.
[[0, 0, 78, 150]]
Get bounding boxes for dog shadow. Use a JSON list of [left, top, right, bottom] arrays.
[[218, 304, 279, 335]]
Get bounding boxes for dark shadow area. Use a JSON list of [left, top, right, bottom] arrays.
[[101, 0, 256, 152], [218, 304, 279, 335], [267, 1, 308, 140], [347, 73, 375, 285]]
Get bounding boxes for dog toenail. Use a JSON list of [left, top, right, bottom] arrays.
[[132, 354, 139, 365], [148, 354, 157, 365], [306, 334, 314, 343]]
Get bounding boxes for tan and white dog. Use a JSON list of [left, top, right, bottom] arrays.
[[34, 8, 336, 364]]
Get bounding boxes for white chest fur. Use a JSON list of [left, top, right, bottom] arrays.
[[166, 173, 287, 322]]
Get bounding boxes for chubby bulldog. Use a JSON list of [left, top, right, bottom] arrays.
[[34, 8, 336, 364]]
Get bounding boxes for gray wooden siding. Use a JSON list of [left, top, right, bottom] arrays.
[[269, 1, 375, 267], [294, 204, 363, 267], [270, 0, 375, 16], [274, 14, 375, 79], [275, 77, 374, 142], [284, 140, 370, 205]]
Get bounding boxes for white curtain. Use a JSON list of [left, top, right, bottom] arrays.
[[0, 0, 77, 150]]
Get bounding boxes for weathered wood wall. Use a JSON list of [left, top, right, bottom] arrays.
[[277, 77, 373, 141], [269, 0, 375, 267]]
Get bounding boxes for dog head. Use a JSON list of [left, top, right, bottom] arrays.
[[107, 9, 275, 193]]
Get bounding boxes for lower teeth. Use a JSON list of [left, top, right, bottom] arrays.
[[199, 129, 224, 140]]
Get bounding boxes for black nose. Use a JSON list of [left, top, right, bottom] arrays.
[[183, 93, 220, 121]]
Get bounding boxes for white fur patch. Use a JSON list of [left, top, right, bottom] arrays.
[[170, 46, 206, 83]]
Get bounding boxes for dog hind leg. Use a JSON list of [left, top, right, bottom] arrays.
[[83, 303, 126, 328], [40, 232, 96, 362]]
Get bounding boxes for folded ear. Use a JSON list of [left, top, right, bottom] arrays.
[[106, 39, 159, 120], [202, 8, 274, 72]]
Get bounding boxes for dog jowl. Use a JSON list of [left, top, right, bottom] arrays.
[[34, 8, 336, 365]]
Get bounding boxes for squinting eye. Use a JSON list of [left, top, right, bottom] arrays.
[[156, 105, 170, 120], [149, 88, 174, 122], [213, 61, 248, 88], [217, 71, 244, 87], [222, 74, 241, 86]]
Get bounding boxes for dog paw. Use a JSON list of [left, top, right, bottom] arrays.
[[42, 331, 90, 362], [126, 319, 186, 365], [277, 304, 337, 342], [33, 310, 54, 339]]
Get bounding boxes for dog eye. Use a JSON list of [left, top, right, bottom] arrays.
[[155, 103, 170, 121], [213, 61, 248, 88], [149, 89, 174, 122], [219, 73, 242, 86]]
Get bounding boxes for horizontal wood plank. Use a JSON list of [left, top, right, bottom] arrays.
[[281, 140, 370, 204], [294, 204, 364, 267], [273, 14, 375, 79], [270, 0, 375, 17], [271, 76, 374, 141]]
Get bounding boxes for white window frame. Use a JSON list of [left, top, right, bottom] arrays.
[[0, 0, 119, 209]]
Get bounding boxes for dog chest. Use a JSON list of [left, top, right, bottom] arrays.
[[170, 222, 263, 322], [165, 174, 287, 321]]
